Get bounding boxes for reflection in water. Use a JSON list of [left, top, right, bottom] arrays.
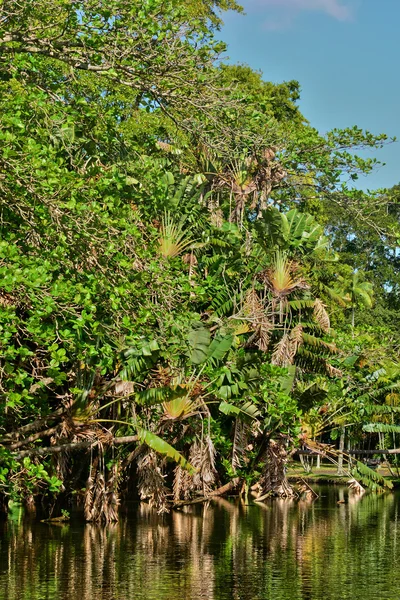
[[0, 487, 399, 600]]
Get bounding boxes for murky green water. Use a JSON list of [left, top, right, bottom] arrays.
[[1, 486, 400, 600]]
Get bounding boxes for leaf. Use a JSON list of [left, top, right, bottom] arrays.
[[279, 365, 296, 394], [135, 385, 187, 406], [136, 427, 195, 474], [255, 207, 289, 249], [188, 322, 210, 365], [352, 461, 393, 491], [219, 400, 260, 422], [158, 212, 194, 258], [363, 423, 400, 434], [363, 405, 400, 415], [207, 334, 234, 365]]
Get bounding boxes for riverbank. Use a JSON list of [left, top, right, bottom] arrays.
[[287, 461, 400, 486]]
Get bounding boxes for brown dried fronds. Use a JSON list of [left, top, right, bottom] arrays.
[[348, 478, 365, 495], [150, 366, 174, 387], [104, 462, 120, 523], [271, 333, 292, 367], [257, 319, 273, 351], [173, 465, 193, 502], [84, 448, 120, 523], [232, 419, 250, 472], [271, 325, 304, 366], [243, 288, 264, 321], [313, 298, 330, 332], [137, 450, 170, 514], [326, 363, 343, 378], [114, 380, 134, 397], [189, 436, 217, 496], [290, 324, 304, 346], [257, 440, 295, 499]]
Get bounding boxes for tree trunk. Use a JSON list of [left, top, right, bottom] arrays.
[[337, 427, 345, 475]]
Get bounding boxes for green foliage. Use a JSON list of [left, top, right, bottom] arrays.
[[0, 0, 398, 513], [136, 427, 195, 474]]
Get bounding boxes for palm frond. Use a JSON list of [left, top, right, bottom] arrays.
[[159, 212, 194, 258], [313, 298, 330, 332], [352, 460, 393, 492], [219, 400, 260, 422], [363, 423, 400, 434], [302, 332, 338, 355]]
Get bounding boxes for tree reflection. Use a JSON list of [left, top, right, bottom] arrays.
[[0, 489, 399, 600]]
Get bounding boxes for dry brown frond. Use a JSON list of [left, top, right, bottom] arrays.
[[232, 420, 250, 472], [272, 325, 304, 366], [271, 333, 292, 367], [348, 478, 365, 494], [243, 288, 264, 320], [290, 324, 304, 346], [313, 298, 330, 332], [150, 366, 173, 387], [137, 450, 169, 514], [256, 440, 295, 498], [104, 462, 120, 523], [257, 319, 273, 352], [84, 448, 119, 523], [181, 436, 218, 497], [114, 380, 134, 396], [326, 364, 343, 378], [173, 465, 193, 502]]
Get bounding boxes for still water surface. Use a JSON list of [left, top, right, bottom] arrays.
[[1, 486, 400, 600]]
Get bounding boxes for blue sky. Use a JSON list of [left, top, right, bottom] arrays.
[[220, 0, 399, 191]]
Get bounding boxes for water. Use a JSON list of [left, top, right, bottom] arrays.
[[1, 486, 400, 600]]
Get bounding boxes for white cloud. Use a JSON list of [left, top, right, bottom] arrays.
[[246, 0, 353, 25]]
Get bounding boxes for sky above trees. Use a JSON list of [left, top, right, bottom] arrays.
[[221, 0, 400, 191]]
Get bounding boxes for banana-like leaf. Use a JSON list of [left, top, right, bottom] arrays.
[[188, 324, 233, 366], [136, 426, 195, 474], [207, 335, 234, 365], [255, 207, 289, 249], [188, 322, 210, 364], [219, 400, 260, 422], [279, 365, 296, 394], [136, 385, 187, 406]]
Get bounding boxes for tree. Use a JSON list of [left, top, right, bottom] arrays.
[[338, 272, 374, 331]]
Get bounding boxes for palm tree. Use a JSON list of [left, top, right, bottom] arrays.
[[337, 272, 374, 332]]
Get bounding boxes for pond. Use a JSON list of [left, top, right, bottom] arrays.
[[1, 486, 400, 600]]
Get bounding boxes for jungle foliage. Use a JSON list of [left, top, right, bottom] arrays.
[[0, 0, 400, 519]]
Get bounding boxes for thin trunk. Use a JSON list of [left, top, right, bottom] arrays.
[[347, 433, 352, 468], [337, 427, 345, 475], [379, 431, 395, 477]]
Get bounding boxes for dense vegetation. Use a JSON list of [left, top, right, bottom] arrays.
[[1, 0, 400, 519]]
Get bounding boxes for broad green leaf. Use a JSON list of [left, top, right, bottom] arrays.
[[188, 322, 210, 364], [137, 427, 195, 474]]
